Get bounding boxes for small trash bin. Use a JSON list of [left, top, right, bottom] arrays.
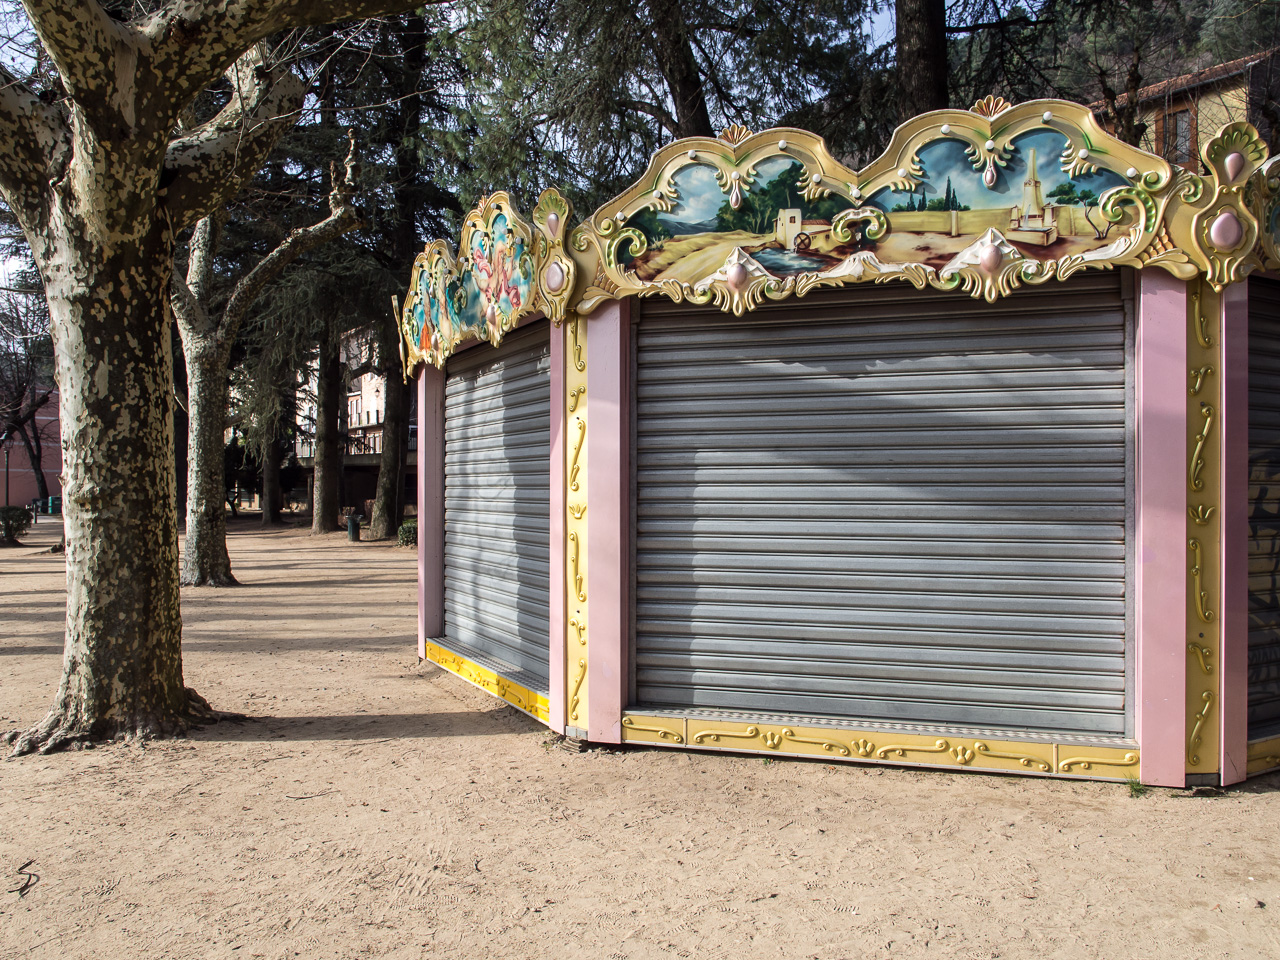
[[347, 513, 363, 542]]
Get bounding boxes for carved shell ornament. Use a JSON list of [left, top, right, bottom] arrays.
[[400, 98, 1272, 375]]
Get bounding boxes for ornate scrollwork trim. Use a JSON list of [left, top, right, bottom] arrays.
[[621, 716, 685, 743], [1188, 538, 1215, 623], [422, 639, 550, 723], [1187, 690, 1214, 766]]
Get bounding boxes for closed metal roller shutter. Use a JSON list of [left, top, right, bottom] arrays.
[[442, 321, 551, 692], [634, 274, 1131, 737], [1248, 276, 1280, 739]]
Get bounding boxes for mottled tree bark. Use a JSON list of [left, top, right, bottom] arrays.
[[311, 332, 342, 534], [0, 0, 427, 755], [895, 0, 949, 119], [181, 334, 237, 585]]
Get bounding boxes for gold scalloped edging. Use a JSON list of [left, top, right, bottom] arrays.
[[620, 715, 1142, 780], [1247, 736, 1280, 776], [402, 102, 1276, 376], [423, 639, 550, 724]]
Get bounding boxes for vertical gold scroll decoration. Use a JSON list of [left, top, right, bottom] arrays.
[[1185, 280, 1220, 775], [1188, 402, 1214, 492], [1188, 538, 1215, 623], [563, 314, 589, 730]]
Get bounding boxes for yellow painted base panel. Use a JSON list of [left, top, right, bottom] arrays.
[[621, 715, 1142, 781], [1247, 735, 1280, 776], [423, 640, 550, 724]]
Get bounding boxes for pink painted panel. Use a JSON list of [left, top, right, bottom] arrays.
[[586, 299, 631, 743], [548, 320, 567, 732], [1135, 270, 1188, 787], [1219, 281, 1249, 784], [418, 364, 446, 659]]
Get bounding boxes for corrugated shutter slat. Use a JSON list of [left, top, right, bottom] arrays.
[[1248, 276, 1280, 739], [442, 322, 551, 692], [634, 276, 1129, 737]]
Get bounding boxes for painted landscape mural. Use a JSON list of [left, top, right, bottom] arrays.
[[866, 130, 1131, 266], [620, 130, 1132, 284], [624, 157, 870, 281]]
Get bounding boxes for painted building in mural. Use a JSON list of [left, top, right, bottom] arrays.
[[397, 95, 1280, 787]]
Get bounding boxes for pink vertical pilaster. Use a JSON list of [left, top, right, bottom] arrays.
[[1219, 281, 1250, 784], [548, 321, 567, 733], [1136, 271, 1189, 786], [419, 364, 445, 659], [586, 299, 631, 743]]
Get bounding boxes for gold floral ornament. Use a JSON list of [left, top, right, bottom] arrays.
[[1188, 123, 1267, 288], [532, 189, 576, 324], [970, 95, 1012, 118]]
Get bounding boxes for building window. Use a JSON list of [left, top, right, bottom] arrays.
[[1161, 108, 1193, 165]]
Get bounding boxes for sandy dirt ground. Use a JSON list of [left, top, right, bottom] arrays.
[[2, 517, 1279, 960]]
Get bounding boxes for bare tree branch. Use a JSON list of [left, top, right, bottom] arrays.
[[142, 0, 442, 108], [220, 129, 362, 341], [160, 49, 306, 230]]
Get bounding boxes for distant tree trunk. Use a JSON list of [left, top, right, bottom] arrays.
[[312, 331, 343, 534], [648, 0, 714, 138], [172, 323, 189, 518], [1097, 49, 1147, 146], [261, 430, 283, 526], [16, 421, 49, 502], [182, 337, 238, 585], [895, 0, 949, 119], [368, 374, 408, 539]]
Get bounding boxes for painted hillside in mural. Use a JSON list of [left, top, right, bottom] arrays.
[[624, 158, 869, 281], [867, 130, 1131, 266], [619, 130, 1132, 283]]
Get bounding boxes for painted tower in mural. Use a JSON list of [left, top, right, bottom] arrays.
[[1008, 148, 1059, 245]]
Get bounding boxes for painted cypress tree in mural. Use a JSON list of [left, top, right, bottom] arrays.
[[0, 0, 434, 756]]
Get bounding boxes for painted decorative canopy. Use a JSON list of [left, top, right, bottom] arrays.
[[400, 95, 1280, 373]]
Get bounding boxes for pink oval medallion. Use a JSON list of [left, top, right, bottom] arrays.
[[545, 212, 560, 235], [726, 263, 749, 291], [1209, 209, 1244, 250], [1224, 151, 1246, 182], [545, 262, 565, 293], [978, 243, 1003, 273], [983, 163, 997, 188]]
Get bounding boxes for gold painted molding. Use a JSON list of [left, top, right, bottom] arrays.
[[401, 102, 1274, 377], [422, 639, 550, 723], [625, 714, 1141, 780], [1246, 736, 1280, 776]]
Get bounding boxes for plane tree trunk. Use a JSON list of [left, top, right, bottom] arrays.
[[0, 0, 425, 756], [173, 140, 361, 579]]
